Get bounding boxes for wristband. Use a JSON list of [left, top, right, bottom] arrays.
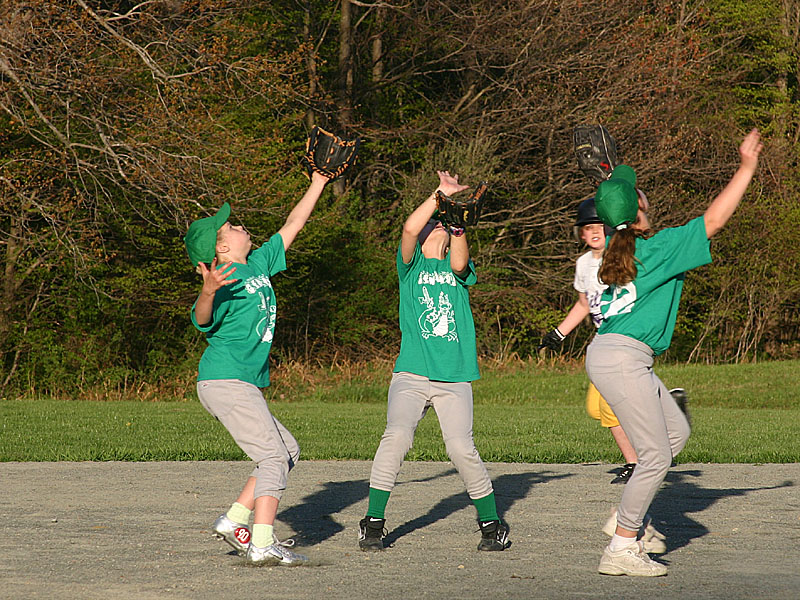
[[448, 225, 465, 237]]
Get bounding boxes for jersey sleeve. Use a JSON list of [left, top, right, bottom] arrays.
[[397, 242, 422, 281], [247, 233, 287, 277], [646, 217, 712, 279], [573, 264, 586, 293], [453, 259, 477, 286]]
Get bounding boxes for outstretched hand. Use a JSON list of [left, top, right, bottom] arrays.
[[436, 170, 470, 197], [199, 258, 237, 294], [739, 129, 763, 172]]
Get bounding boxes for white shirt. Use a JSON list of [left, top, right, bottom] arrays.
[[573, 250, 606, 329]]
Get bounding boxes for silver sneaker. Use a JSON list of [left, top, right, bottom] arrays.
[[246, 542, 308, 566], [211, 514, 251, 556], [602, 510, 667, 554], [598, 540, 668, 577]]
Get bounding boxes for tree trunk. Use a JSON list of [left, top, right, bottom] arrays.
[[303, 0, 318, 130], [335, 0, 354, 195], [338, 0, 354, 125], [371, 7, 384, 83]]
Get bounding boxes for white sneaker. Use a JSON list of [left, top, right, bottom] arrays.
[[640, 515, 667, 554], [598, 541, 668, 577], [602, 510, 667, 554], [601, 510, 617, 537], [246, 542, 308, 566]]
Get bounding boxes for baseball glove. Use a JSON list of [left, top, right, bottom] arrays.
[[301, 126, 361, 181], [435, 182, 489, 229], [573, 124, 618, 182]]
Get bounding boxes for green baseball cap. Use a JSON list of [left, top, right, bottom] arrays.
[[595, 165, 638, 230], [183, 202, 231, 266]]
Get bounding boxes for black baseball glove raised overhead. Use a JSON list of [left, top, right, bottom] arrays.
[[301, 126, 361, 181], [435, 182, 489, 229], [573, 124, 618, 183]]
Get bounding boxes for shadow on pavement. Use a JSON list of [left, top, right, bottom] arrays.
[[648, 469, 794, 557], [384, 469, 573, 547], [278, 478, 369, 545]]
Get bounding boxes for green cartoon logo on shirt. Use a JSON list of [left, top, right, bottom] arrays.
[[418, 287, 458, 342]]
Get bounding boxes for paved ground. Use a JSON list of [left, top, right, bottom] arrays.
[[1, 461, 798, 599]]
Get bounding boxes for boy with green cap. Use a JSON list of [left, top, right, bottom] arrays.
[[585, 130, 762, 577], [183, 170, 332, 565]]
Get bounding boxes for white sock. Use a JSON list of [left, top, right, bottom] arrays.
[[609, 533, 638, 551], [226, 502, 251, 525], [252, 523, 274, 548]]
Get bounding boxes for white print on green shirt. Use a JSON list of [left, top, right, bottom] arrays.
[[256, 292, 277, 343], [418, 287, 458, 342], [244, 274, 273, 294], [417, 270, 457, 287], [601, 282, 638, 318], [247, 273, 276, 344]]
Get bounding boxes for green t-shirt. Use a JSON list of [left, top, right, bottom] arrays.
[[192, 234, 286, 387], [393, 243, 480, 382], [597, 216, 712, 355]]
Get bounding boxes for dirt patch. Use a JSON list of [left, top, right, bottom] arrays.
[[1, 461, 797, 599]]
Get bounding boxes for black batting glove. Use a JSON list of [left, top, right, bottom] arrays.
[[538, 328, 566, 351]]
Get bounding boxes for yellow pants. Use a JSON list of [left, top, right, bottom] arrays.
[[585, 382, 620, 428]]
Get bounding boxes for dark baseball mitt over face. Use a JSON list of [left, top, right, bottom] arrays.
[[301, 126, 361, 181], [574, 124, 618, 183], [435, 182, 489, 229]]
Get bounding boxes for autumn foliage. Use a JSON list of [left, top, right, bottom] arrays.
[[1, 1, 798, 397]]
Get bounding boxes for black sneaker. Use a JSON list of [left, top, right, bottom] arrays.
[[358, 517, 386, 551], [610, 462, 636, 484], [477, 520, 510, 551], [669, 388, 691, 425]]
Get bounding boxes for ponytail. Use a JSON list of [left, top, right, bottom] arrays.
[[599, 228, 639, 286]]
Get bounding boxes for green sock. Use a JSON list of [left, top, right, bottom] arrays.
[[366, 487, 391, 519], [251, 523, 274, 548], [473, 492, 499, 523], [226, 502, 251, 525]]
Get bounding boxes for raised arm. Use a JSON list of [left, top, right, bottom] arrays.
[[278, 171, 330, 251], [449, 231, 470, 276], [704, 129, 763, 238], [401, 170, 469, 263]]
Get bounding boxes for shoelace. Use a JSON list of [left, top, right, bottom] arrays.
[[363, 521, 387, 537], [630, 541, 654, 560], [273, 534, 296, 548]]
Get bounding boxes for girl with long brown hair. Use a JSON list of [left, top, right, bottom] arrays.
[[586, 130, 763, 577]]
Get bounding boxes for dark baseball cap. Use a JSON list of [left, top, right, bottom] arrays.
[[183, 202, 231, 266], [575, 196, 603, 226]]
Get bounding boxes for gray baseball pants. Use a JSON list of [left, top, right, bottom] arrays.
[[369, 371, 494, 500], [197, 379, 299, 500], [585, 334, 691, 532]]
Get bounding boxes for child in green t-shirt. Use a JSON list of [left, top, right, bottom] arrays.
[[183, 171, 332, 565], [358, 170, 510, 553], [586, 130, 763, 577]]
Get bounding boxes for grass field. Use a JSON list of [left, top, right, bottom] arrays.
[[1, 359, 798, 463]]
